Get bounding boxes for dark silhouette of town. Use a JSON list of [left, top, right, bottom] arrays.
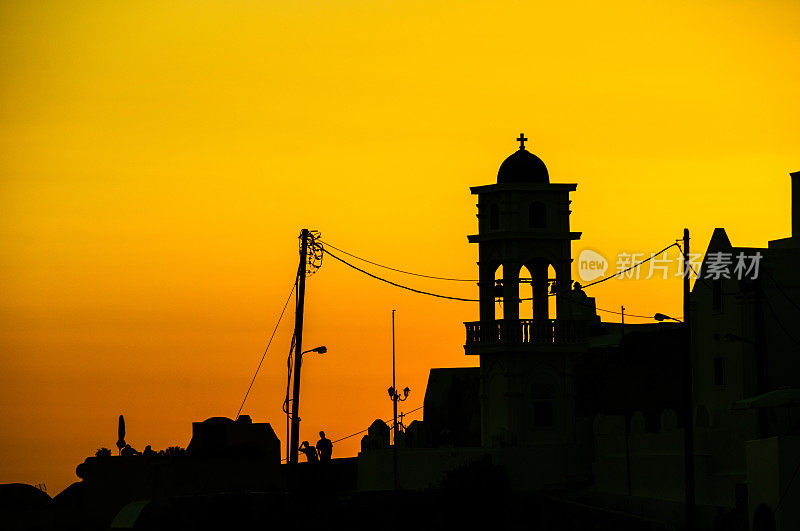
[[3, 137, 799, 530]]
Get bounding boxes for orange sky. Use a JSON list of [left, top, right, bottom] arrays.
[[1, 1, 798, 495]]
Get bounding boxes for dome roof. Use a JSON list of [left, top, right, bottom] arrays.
[[497, 148, 549, 184]]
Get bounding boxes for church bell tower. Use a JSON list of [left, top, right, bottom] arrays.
[[465, 134, 590, 448]]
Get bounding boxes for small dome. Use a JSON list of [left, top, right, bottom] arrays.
[[497, 148, 549, 184]]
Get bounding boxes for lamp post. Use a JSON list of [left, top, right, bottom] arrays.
[[682, 228, 695, 531], [288, 344, 327, 464], [655, 228, 695, 531], [389, 310, 410, 491], [654, 312, 682, 323], [389, 310, 410, 442], [388, 387, 411, 414]]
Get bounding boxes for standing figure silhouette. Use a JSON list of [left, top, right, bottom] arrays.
[[298, 441, 318, 463], [316, 431, 333, 463]]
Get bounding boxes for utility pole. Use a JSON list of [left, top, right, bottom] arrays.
[[392, 309, 398, 491], [683, 228, 696, 531], [622, 304, 631, 498], [753, 279, 768, 438], [387, 309, 410, 490], [289, 229, 309, 465], [392, 309, 398, 443]]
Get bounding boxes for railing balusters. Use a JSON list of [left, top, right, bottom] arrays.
[[464, 318, 587, 346]]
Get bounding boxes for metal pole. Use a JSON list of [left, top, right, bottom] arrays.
[[683, 228, 696, 530], [754, 280, 767, 438], [392, 309, 397, 443], [289, 229, 309, 465], [286, 403, 290, 462], [622, 303, 631, 498], [625, 413, 632, 497], [392, 309, 398, 491]]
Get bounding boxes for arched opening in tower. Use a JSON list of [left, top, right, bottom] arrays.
[[519, 265, 534, 320], [547, 264, 557, 321], [494, 263, 504, 319], [524, 259, 558, 324]]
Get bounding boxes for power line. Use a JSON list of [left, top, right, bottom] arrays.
[[281, 405, 425, 462], [674, 241, 713, 292], [580, 242, 679, 289], [671, 244, 799, 341], [319, 239, 478, 282], [333, 405, 425, 445], [321, 238, 678, 290], [592, 303, 653, 320], [326, 243, 671, 318], [324, 248, 480, 302], [766, 269, 800, 313], [775, 456, 800, 514], [761, 284, 800, 346], [523, 288, 655, 319], [235, 278, 298, 419]]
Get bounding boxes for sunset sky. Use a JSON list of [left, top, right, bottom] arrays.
[[1, 1, 798, 494]]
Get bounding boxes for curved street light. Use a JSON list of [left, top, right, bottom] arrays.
[[654, 312, 682, 323]]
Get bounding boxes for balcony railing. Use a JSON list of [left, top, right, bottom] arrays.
[[464, 319, 588, 347]]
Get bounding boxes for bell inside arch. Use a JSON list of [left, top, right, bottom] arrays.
[[493, 280, 504, 299]]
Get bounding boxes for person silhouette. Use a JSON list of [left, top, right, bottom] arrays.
[[120, 444, 139, 456], [298, 441, 318, 463], [572, 281, 588, 298], [316, 431, 333, 463]]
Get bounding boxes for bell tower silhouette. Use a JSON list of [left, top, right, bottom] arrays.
[[465, 134, 590, 449]]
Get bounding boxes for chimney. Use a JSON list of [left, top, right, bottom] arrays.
[[793, 171, 800, 238]]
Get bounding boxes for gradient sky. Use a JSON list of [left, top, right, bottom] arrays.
[[1, 1, 798, 495]]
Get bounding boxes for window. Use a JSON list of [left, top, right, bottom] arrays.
[[713, 356, 725, 386], [712, 280, 722, 311], [529, 202, 546, 228], [490, 204, 499, 230]]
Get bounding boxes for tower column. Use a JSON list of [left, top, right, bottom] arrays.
[[532, 260, 549, 323], [479, 262, 496, 323], [554, 256, 573, 319], [502, 262, 520, 322]]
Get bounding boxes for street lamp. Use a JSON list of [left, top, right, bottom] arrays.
[[388, 386, 410, 402], [389, 310, 410, 491], [388, 384, 410, 492], [288, 345, 328, 463]]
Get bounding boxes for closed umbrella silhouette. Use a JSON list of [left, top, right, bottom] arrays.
[[116, 415, 126, 454]]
